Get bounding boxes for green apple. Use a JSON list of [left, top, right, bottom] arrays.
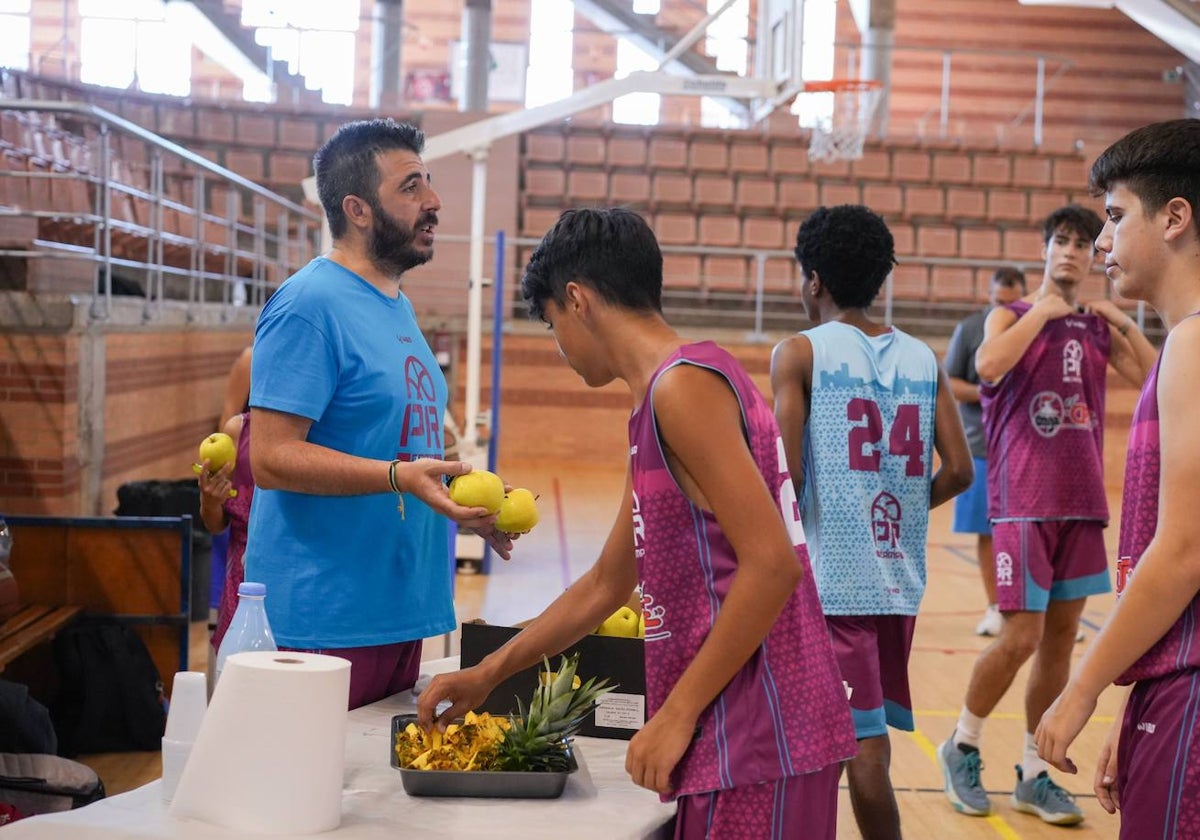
[[595, 606, 641, 638], [495, 488, 539, 534], [198, 432, 236, 474], [447, 469, 505, 514]]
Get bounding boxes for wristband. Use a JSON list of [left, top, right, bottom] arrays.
[[388, 460, 406, 520]]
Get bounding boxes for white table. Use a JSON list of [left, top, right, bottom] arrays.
[[4, 657, 676, 839]]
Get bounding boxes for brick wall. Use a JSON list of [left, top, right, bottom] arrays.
[[0, 324, 250, 517]]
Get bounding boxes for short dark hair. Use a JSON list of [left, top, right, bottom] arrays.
[[991, 266, 1027, 290], [1042, 204, 1103, 246], [1090, 118, 1200, 239], [521, 208, 662, 322], [313, 119, 425, 239], [793, 205, 896, 310]]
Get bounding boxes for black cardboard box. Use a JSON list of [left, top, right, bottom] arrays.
[[458, 622, 646, 740]]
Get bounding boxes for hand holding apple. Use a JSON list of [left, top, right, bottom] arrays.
[[447, 469, 505, 515], [194, 433, 237, 498]]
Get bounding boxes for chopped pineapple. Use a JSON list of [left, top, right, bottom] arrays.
[[395, 653, 615, 773]]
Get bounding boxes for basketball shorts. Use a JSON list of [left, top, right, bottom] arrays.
[[673, 764, 840, 840], [991, 519, 1110, 612], [825, 614, 917, 739], [952, 457, 991, 535], [1118, 669, 1200, 840]]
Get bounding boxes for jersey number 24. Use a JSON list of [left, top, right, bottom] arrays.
[[847, 398, 925, 477]]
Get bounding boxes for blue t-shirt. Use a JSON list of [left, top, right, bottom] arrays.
[[799, 321, 939, 616], [244, 257, 454, 648]]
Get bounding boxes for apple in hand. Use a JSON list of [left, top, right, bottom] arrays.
[[197, 433, 236, 474], [595, 606, 641, 638], [447, 470, 505, 514], [495, 488, 539, 534]]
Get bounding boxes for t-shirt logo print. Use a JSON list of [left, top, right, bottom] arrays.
[[1062, 339, 1083, 383], [398, 356, 442, 457], [870, 491, 903, 557]]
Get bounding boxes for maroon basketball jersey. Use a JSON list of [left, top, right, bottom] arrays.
[[1116, 348, 1200, 684], [629, 341, 855, 798], [981, 300, 1110, 522]]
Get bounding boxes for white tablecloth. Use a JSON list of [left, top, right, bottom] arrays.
[[3, 657, 676, 839]]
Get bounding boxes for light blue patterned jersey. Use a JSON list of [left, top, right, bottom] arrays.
[[799, 322, 939, 615]]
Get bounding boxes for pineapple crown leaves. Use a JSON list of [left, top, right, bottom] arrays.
[[500, 652, 617, 771]]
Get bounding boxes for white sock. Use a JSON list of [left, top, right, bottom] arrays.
[[1023, 732, 1049, 778], [953, 708, 985, 748]]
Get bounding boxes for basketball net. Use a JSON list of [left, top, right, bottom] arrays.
[[801, 80, 883, 162]]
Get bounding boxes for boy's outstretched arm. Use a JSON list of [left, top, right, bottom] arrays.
[[624, 365, 804, 796], [1036, 317, 1200, 773], [770, 335, 813, 498], [929, 366, 974, 510], [417, 469, 640, 731]]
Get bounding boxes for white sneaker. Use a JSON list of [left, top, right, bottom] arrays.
[[975, 605, 1003, 637]]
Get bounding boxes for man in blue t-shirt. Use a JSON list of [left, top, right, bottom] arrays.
[[245, 119, 512, 709]]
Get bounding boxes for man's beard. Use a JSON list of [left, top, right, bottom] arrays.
[[367, 200, 437, 277]]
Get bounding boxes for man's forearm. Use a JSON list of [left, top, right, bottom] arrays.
[[254, 438, 392, 495]]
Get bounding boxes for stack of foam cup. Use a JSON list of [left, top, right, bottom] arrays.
[[161, 671, 208, 803]]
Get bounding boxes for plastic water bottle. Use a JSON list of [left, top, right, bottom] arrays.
[[214, 582, 277, 686]]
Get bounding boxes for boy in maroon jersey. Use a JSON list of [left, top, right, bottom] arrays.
[[938, 204, 1157, 825], [1036, 119, 1200, 839]]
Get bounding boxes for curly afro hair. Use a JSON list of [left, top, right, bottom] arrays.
[[793, 205, 896, 310]]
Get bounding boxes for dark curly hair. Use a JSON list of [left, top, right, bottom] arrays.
[[793, 205, 896, 310], [521, 208, 662, 322], [1090, 119, 1200, 239], [313, 119, 425, 239], [1041, 204, 1102, 246]]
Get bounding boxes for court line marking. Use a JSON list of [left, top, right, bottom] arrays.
[[914, 708, 1115, 723], [908, 729, 1024, 840], [553, 475, 572, 591]]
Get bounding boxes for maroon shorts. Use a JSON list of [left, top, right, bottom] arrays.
[[1118, 670, 1200, 840], [674, 764, 840, 840], [991, 520, 1110, 612], [826, 614, 916, 738], [279, 639, 422, 710]]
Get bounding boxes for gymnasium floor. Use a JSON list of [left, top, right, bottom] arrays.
[[88, 458, 1127, 839]]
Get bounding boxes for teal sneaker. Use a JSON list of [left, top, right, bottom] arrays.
[[937, 738, 992, 816], [1011, 766, 1084, 825]]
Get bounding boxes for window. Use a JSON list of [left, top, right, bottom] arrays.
[[525, 0, 573, 108], [241, 0, 358, 106], [79, 0, 190, 97], [700, 0, 750, 128], [792, 0, 837, 129], [0, 0, 31, 71], [612, 38, 659, 126]]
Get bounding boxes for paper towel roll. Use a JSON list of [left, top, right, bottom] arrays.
[[170, 651, 351, 834]]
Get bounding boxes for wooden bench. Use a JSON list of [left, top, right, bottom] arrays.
[[4, 515, 192, 695], [0, 603, 83, 671]]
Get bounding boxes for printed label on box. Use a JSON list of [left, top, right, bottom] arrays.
[[594, 693, 645, 730]]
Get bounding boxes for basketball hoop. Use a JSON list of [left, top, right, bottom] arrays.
[[800, 79, 883, 162]]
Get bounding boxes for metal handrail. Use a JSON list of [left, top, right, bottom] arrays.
[[0, 98, 320, 321]]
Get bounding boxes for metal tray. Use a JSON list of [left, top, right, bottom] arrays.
[[390, 714, 578, 798]]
